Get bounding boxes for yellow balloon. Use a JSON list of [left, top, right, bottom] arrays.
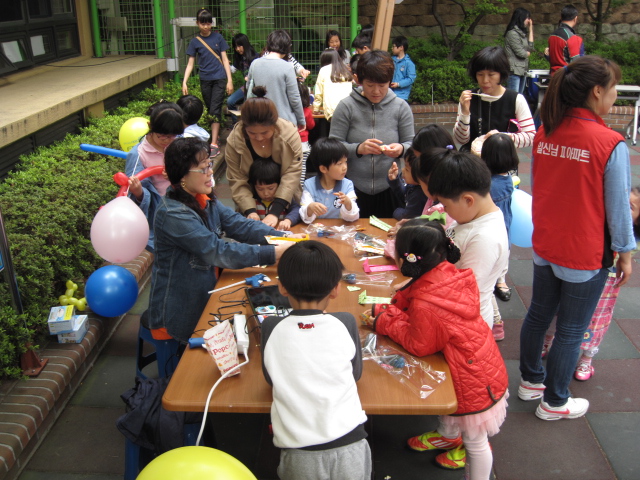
[[119, 117, 149, 152], [66, 280, 75, 290], [512, 175, 521, 187], [137, 446, 257, 480], [77, 298, 87, 312], [59, 296, 69, 305], [65, 288, 75, 298], [68, 297, 80, 306]]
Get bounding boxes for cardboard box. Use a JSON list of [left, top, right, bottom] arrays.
[[57, 315, 88, 344], [48, 305, 76, 334]]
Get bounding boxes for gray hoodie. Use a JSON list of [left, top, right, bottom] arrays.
[[329, 88, 414, 195]]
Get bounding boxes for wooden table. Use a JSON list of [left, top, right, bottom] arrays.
[[162, 219, 458, 415]]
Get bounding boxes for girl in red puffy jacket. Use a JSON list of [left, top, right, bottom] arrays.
[[363, 219, 508, 480]]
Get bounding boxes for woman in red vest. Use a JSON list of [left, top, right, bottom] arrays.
[[518, 56, 635, 421]]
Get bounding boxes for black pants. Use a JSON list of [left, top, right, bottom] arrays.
[[354, 187, 398, 219]]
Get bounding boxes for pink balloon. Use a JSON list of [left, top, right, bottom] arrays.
[[90, 197, 149, 263]]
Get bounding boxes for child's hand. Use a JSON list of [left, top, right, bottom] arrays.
[[388, 162, 399, 180], [390, 82, 399, 89], [307, 202, 328, 217], [388, 218, 408, 236], [277, 219, 292, 231], [357, 139, 384, 156], [262, 214, 279, 228], [182, 84, 189, 95], [334, 192, 352, 211], [360, 309, 374, 326], [393, 278, 411, 291], [128, 176, 143, 201], [226, 81, 234, 95], [246, 212, 261, 221]]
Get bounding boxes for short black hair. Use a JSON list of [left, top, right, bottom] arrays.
[[308, 137, 348, 171], [266, 30, 292, 56], [392, 35, 409, 52], [278, 241, 344, 302], [176, 95, 204, 126], [467, 46, 510, 83], [356, 50, 394, 84], [248, 158, 280, 186], [196, 8, 213, 24], [561, 4, 579, 22], [148, 102, 184, 135], [412, 124, 455, 155], [427, 150, 492, 200], [480, 133, 519, 175], [352, 33, 372, 51], [413, 147, 450, 185], [349, 53, 360, 73]]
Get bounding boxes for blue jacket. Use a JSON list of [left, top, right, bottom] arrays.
[[149, 192, 280, 342], [125, 143, 160, 251], [490, 174, 514, 244], [387, 173, 428, 220], [392, 54, 416, 101]]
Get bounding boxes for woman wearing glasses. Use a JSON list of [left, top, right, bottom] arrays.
[[225, 86, 303, 228], [126, 101, 184, 251], [148, 137, 298, 345]]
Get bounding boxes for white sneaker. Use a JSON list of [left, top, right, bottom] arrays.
[[518, 379, 546, 401], [535, 397, 589, 421]]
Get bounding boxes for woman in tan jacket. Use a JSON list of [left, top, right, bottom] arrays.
[[225, 86, 303, 227]]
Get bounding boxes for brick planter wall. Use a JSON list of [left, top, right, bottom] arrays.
[[409, 104, 636, 137]]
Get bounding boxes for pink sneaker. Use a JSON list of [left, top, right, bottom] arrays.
[[574, 362, 594, 381], [492, 322, 504, 342]]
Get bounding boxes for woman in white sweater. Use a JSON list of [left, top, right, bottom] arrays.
[[313, 48, 354, 121]]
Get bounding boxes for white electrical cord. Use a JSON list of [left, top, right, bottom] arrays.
[[195, 345, 250, 446]]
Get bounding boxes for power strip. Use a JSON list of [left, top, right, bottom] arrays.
[[233, 314, 249, 355]]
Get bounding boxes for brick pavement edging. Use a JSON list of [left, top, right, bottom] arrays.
[[0, 250, 154, 480]]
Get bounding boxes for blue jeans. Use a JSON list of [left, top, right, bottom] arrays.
[[507, 74, 526, 94], [226, 87, 245, 124], [519, 263, 608, 406]]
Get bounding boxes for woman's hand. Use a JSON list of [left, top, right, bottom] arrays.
[[246, 212, 261, 221], [274, 242, 295, 260], [388, 162, 399, 181], [357, 139, 384, 156], [262, 214, 279, 228], [459, 90, 472, 116], [307, 202, 328, 217], [128, 176, 143, 201], [383, 143, 404, 158], [334, 192, 352, 211], [277, 219, 292, 231]]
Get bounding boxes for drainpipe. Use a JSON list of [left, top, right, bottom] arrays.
[[350, 0, 359, 42], [88, 0, 103, 58], [153, 0, 165, 58], [239, 0, 247, 34], [168, 0, 178, 81]]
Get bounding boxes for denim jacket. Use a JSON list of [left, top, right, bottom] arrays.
[[490, 174, 514, 244], [148, 193, 280, 342]]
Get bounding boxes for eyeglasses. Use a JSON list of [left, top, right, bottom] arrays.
[[154, 133, 178, 141], [189, 162, 214, 174]]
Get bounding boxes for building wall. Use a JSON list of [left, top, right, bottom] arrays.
[[358, 0, 640, 43]]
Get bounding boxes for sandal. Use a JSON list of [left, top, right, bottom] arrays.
[[494, 283, 511, 302]]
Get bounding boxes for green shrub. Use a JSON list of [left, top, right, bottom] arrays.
[[0, 81, 189, 380]]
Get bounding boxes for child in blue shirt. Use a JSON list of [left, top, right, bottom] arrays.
[[387, 149, 428, 220], [177, 95, 209, 142], [248, 158, 301, 231], [390, 36, 417, 101], [300, 138, 359, 223]]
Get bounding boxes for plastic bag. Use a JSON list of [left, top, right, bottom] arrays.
[[342, 272, 395, 287], [350, 231, 387, 257], [361, 332, 446, 399], [304, 223, 358, 241]]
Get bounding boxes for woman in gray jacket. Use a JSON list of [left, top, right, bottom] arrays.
[[504, 8, 534, 95], [329, 50, 414, 218]]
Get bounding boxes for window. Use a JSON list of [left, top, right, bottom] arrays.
[[27, 0, 51, 19], [30, 30, 55, 60], [2, 38, 28, 63], [55, 25, 78, 56], [0, 2, 24, 23], [52, 0, 72, 15]]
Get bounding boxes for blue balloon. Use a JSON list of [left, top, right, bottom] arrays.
[[80, 143, 128, 159], [85, 266, 138, 317], [511, 189, 533, 248]]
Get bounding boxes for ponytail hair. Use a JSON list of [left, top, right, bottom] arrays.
[[541, 55, 621, 135], [241, 86, 279, 128], [395, 219, 461, 278]]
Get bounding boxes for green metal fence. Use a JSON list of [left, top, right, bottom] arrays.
[[94, 0, 354, 74]]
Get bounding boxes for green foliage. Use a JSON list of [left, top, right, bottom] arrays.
[[586, 38, 640, 85], [0, 81, 187, 380]]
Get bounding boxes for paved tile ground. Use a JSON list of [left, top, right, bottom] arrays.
[[17, 139, 640, 480]]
